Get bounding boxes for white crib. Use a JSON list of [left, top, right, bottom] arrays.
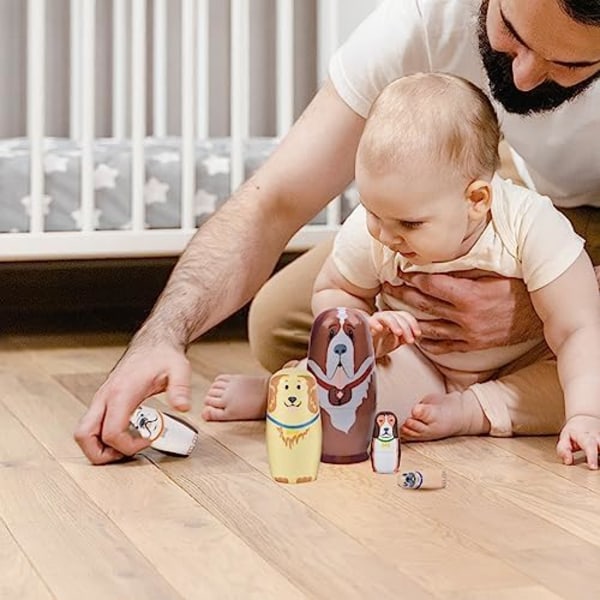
[[0, 0, 379, 262]]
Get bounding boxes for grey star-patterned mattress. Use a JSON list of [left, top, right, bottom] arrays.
[[0, 136, 358, 233]]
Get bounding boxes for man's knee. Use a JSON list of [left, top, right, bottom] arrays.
[[248, 282, 312, 373]]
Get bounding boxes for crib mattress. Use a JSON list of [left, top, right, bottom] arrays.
[[0, 137, 358, 234]]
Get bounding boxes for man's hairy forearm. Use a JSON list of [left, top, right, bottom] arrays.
[[134, 178, 289, 349]]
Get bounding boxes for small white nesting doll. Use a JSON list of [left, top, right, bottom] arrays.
[[129, 405, 198, 456], [266, 368, 322, 484], [370, 411, 401, 474]]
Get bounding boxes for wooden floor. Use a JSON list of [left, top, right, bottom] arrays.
[[1, 329, 600, 600]]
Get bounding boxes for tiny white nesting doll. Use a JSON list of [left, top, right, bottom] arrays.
[[370, 411, 401, 474], [129, 405, 198, 456], [266, 368, 322, 484]]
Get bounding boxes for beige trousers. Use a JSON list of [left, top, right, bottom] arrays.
[[248, 143, 600, 435]]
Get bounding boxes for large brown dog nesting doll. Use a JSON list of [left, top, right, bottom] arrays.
[[307, 307, 377, 463]]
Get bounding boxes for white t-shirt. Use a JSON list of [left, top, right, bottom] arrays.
[[329, 0, 600, 208], [332, 176, 584, 372]]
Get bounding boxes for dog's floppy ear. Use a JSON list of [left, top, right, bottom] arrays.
[[391, 415, 399, 438], [304, 375, 319, 413], [267, 375, 280, 413]]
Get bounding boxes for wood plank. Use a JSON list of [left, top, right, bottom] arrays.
[[409, 437, 600, 548], [4, 332, 128, 375], [446, 587, 563, 600], [14, 370, 432, 599], [0, 401, 182, 600], [183, 378, 600, 600], [486, 436, 600, 495], [0, 372, 308, 599], [0, 521, 54, 600]]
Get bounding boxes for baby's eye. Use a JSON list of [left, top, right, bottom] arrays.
[[399, 221, 423, 230]]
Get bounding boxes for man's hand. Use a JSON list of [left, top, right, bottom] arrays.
[[382, 270, 543, 354], [74, 340, 192, 465], [368, 310, 421, 358], [556, 415, 600, 470]]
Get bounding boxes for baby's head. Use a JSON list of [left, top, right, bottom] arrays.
[[356, 72, 501, 264]]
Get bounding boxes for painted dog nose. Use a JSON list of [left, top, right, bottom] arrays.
[[287, 396, 297, 404], [334, 344, 347, 355]]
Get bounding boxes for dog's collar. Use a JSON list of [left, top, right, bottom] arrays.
[[311, 360, 374, 393], [266, 413, 320, 430], [375, 436, 395, 443]]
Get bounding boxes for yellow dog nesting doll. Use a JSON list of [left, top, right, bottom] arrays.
[[266, 368, 322, 484]]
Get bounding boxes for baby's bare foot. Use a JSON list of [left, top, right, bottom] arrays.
[[400, 390, 490, 441], [202, 374, 269, 421]]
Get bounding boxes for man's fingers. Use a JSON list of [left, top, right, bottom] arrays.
[[386, 273, 464, 305], [167, 357, 193, 411]]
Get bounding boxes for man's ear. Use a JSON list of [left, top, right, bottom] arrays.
[[465, 179, 492, 219]]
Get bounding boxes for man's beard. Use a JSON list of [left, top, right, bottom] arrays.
[[477, 0, 600, 115]]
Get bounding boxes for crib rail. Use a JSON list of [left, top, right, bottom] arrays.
[[1, 0, 352, 261]]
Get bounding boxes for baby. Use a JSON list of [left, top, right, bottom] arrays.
[[204, 73, 600, 469]]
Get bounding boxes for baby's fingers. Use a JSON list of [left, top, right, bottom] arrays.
[[556, 430, 575, 466], [580, 435, 600, 470]]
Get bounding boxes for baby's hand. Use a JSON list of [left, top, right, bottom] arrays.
[[368, 310, 421, 358], [556, 415, 600, 470]]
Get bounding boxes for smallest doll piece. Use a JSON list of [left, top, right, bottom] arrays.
[[399, 469, 447, 490], [130, 405, 198, 457], [371, 411, 401, 474]]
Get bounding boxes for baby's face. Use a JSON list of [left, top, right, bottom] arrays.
[[356, 166, 481, 265]]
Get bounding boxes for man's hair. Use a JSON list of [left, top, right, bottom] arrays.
[[358, 72, 501, 182], [558, 1, 600, 26]]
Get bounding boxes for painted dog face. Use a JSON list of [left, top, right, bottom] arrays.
[[308, 307, 374, 407], [372, 411, 398, 441], [267, 370, 319, 427]]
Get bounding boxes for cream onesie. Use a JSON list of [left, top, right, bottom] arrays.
[[332, 176, 584, 435]]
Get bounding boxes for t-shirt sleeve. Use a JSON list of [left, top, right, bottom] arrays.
[[516, 196, 585, 291], [328, 0, 430, 118], [332, 205, 381, 290]]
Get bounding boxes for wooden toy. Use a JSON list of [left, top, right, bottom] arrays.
[[129, 405, 198, 456], [307, 307, 376, 464], [399, 470, 447, 490], [370, 411, 401, 474], [266, 368, 322, 484]]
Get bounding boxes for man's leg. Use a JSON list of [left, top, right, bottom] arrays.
[[248, 235, 334, 373], [556, 205, 600, 266]]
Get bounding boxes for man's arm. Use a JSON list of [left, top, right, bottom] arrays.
[[75, 81, 366, 464]]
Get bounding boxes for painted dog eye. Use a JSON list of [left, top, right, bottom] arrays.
[[328, 328, 336, 339]]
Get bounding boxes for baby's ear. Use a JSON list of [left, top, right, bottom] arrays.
[[465, 179, 492, 219]]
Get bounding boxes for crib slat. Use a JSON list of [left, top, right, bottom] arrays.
[[131, 0, 147, 232], [27, 0, 46, 234], [112, 0, 127, 139], [181, 0, 196, 230], [276, 0, 294, 137], [153, 0, 167, 137], [69, 0, 81, 140], [80, 0, 96, 233], [196, 0, 209, 139], [230, 0, 250, 194], [317, 0, 343, 228]]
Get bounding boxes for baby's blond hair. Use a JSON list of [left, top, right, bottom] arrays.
[[357, 72, 500, 182]]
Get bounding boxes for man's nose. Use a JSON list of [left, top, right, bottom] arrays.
[[511, 49, 549, 91]]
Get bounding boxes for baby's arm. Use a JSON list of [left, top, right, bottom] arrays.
[[312, 257, 420, 357], [530, 251, 600, 469], [312, 255, 380, 316]]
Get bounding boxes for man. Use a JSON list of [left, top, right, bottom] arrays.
[[76, 0, 600, 464]]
